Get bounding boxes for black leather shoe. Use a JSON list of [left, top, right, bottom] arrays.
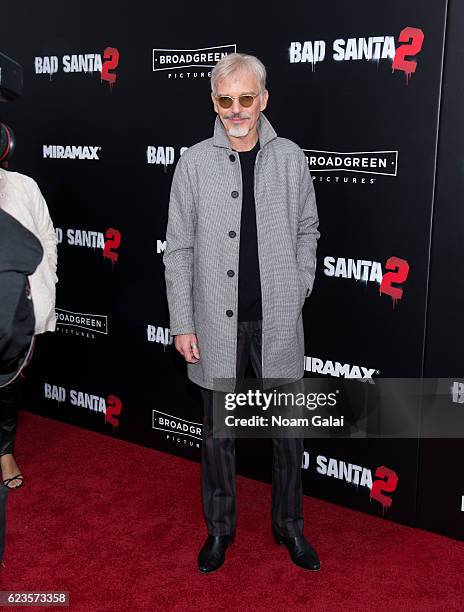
[[198, 532, 235, 573], [272, 527, 321, 571]]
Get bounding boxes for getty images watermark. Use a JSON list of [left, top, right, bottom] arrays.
[[209, 377, 464, 439], [223, 386, 341, 427]]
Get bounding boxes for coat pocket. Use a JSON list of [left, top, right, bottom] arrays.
[[297, 271, 308, 309]]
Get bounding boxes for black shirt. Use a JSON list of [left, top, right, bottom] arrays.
[[235, 139, 262, 322]]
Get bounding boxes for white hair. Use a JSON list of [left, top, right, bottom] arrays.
[[211, 52, 267, 96]]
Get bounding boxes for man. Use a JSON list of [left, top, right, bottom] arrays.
[[163, 53, 320, 573]]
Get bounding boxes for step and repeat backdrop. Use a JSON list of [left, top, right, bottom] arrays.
[[2, 0, 461, 539]]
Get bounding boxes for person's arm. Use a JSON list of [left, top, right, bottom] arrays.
[[163, 154, 196, 335], [296, 150, 320, 299], [31, 180, 58, 285]]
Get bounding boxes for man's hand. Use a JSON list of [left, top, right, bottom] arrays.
[[174, 333, 200, 363]]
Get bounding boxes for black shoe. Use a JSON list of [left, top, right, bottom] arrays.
[[198, 532, 235, 573], [272, 526, 321, 571], [3, 474, 23, 489]]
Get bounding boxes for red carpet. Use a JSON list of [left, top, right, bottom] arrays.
[[1, 412, 464, 611]]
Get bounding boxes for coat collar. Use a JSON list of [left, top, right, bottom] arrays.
[[212, 111, 278, 150]]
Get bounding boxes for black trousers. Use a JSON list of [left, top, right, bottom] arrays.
[[200, 319, 304, 537], [0, 375, 22, 456], [0, 381, 13, 561]]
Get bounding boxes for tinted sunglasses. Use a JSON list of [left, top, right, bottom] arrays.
[[214, 92, 261, 109]]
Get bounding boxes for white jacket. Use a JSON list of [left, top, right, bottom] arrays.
[[0, 168, 58, 334]]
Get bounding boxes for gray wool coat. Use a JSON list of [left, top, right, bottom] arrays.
[[163, 112, 320, 392]]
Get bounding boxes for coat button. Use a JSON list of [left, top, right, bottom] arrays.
[[231, 190, 239, 198], [226, 309, 234, 317], [228, 230, 236, 238], [229, 154, 236, 162], [227, 269, 235, 277]]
